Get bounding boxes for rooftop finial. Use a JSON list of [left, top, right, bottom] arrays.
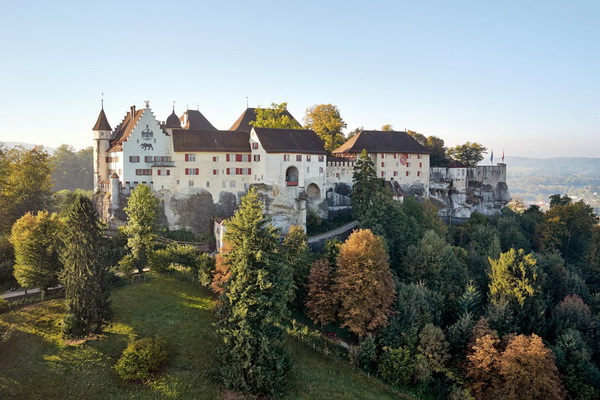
[[246, 96, 248, 108], [172, 101, 175, 112], [144, 100, 151, 108], [197, 104, 199, 111], [101, 92, 104, 109]]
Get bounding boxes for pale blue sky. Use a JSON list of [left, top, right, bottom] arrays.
[[0, 1, 598, 158]]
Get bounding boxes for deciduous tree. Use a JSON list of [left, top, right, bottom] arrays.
[[334, 229, 396, 338], [60, 194, 111, 338], [306, 258, 338, 326], [304, 104, 347, 154], [10, 211, 63, 296], [447, 142, 487, 167], [123, 183, 159, 274], [250, 102, 301, 129]]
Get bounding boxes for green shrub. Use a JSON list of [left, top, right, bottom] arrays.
[[116, 254, 137, 279], [148, 249, 172, 273], [0, 298, 9, 313], [115, 338, 168, 381], [197, 254, 215, 286], [377, 347, 414, 385]]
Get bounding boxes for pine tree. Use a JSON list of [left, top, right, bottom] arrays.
[[334, 229, 396, 338], [60, 194, 111, 339], [351, 149, 379, 220], [123, 183, 159, 274], [217, 187, 293, 398]]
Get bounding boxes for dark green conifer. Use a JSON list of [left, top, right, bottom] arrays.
[[217, 187, 293, 398], [60, 194, 111, 339]]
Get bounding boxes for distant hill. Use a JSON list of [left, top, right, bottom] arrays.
[[1, 141, 56, 154], [505, 156, 600, 177]]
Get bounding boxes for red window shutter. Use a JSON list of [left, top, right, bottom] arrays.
[[213, 169, 217, 175], [226, 168, 230, 175], [185, 154, 189, 162], [226, 154, 230, 162], [195, 168, 199, 175], [235, 154, 242, 162], [185, 168, 189, 175], [248, 168, 251, 175], [167, 170, 170, 176]]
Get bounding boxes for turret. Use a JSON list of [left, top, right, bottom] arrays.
[[164, 105, 181, 135], [93, 103, 112, 192]]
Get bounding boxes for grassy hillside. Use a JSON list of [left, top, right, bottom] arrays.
[[0, 274, 416, 400]]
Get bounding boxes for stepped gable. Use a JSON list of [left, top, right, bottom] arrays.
[[253, 127, 327, 155], [333, 130, 431, 155], [92, 108, 112, 131], [230, 108, 300, 132], [172, 130, 250, 152], [180, 109, 217, 130], [108, 106, 144, 152]]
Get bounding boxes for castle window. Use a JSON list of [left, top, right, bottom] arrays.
[[226, 154, 230, 162], [381, 162, 385, 168], [236, 154, 243, 162], [407, 162, 411, 168], [406, 171, 410, 177], [213, 169, 218, 175], [222, 181, 226, 188], [189, 180, 194, 187], [185, 154, 196, 162], [129, 156, 140, 163], [207, 182, 210, 187], [336, 173, 340, 179], [135, 169, 152, 176], [252, 142, 259, 150], [284, 154, 290, 162], [381, 171, 385, 177], [419, 162, 423, 168], [253, 154, 260, 162], [318, 156, 325, 162], [417, 171, 422, 177], [185, 168, 199, 175], [230, 181, 236, 188], [394, 171, 398, 177], [380, 153, 385, 158], [319, 167, 323, 173], [213, 156, 219, 162], [296, 155, 302, 162], [145, 156, 153, 163], [418, 154, 423, 159], [307, 155, 311, 162]]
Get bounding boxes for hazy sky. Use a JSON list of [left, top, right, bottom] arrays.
[[0, 1, 598, 158]]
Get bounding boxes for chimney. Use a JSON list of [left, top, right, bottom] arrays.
[[130, 105, 136, 116]]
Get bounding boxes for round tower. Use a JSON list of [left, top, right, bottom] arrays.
[[92, 103, 112, 192], [164, 104, 181, 134]]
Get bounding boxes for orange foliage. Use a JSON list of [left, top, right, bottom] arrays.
[[306, 259, 337, 326], [211, 242, 232, 295]]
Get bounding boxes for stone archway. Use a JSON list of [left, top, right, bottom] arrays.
[[285, 166, 299, 186], [307, 183, 321, 201]]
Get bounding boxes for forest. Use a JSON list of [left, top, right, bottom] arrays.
[[1, 143, 600, 400]]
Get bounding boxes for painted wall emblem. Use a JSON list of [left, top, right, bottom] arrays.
[[141, 125, 154, 140]]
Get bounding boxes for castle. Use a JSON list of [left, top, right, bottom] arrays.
[[93, 102, 510, 234]]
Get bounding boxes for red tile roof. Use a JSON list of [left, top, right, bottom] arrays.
[[107, 107, 144, 152], [172, 130, 251, 152], [253, 127, 327, 155], [92, 108, 112, 131]]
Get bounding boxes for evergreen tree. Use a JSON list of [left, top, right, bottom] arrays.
[[217, 187, 293, 398], [123, 183, 159, 274], [60, 194, 111, 339], [334, 229, 396, 338], [351, 149, 380, 219]]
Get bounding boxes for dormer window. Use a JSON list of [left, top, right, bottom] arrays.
[[252, 142, 259, 150]]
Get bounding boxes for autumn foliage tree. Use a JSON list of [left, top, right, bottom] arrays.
[[334, 229, 396, 338], [304, 104, 347, 154], [306, 258, 338, 326]]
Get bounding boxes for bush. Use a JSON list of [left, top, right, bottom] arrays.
[[115, 338, 168, 381], [116, 254, 137, 280], [0, 298, 9, 313], [197, 253, 215, 286], [378, 347, 414, 385], [148, 249, 172, 273]]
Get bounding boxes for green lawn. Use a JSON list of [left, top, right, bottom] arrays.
[[0, 273, 416, 400]]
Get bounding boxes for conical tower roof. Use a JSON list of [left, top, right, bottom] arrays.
[[93, 108, 112, 131]]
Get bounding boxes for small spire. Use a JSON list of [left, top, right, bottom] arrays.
[[101, 92, 104, 109], [246, 96, 248, 108], [172, 101, 175, 112]]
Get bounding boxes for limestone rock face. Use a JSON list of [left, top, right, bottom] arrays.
[[429, 164, 510, 219], [164, 188, 216, 234]]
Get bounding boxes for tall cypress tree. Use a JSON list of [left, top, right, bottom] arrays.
[[217, 187, 293, 398], [60, 194, 111, 339]]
